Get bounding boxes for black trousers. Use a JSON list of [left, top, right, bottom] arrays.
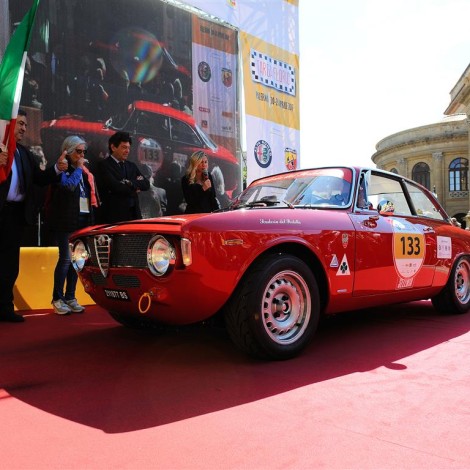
[[0, 202, 26, 315]]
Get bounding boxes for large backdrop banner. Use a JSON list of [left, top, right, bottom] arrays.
[[2, 0, 299, 245], [182, 0, 300, 183]]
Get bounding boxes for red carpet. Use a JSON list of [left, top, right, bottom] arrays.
[[0, 301, 469, 468]]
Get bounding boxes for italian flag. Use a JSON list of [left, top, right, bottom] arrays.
[[0, 0, 40, 183]]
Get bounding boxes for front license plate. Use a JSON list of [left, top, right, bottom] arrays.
[[104, 289, 130, 301]]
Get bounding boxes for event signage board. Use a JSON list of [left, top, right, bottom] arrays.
[[3, 0, 299, 244], [182, 0, 300, 182]]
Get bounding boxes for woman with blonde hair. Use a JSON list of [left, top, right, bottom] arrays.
[[181, 151, 219, 214]]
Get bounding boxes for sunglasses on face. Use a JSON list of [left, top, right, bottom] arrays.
[[75, 148, 87, 155]]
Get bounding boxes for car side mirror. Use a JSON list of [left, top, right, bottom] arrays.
[[378, 199, 395, 215]]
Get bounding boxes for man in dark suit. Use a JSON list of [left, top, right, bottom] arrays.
[[96, 131, 150, 223], [0, 110, 68, 322]]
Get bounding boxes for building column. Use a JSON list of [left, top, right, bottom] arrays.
[[398, 158, 407, 178], [432, 151, 444, 200]]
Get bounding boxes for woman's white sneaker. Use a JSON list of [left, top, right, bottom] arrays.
[[52, 299, 71, 315], [65, 298, 85, 313]]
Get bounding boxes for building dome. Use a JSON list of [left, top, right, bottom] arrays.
[[372, 114, 469, 226]]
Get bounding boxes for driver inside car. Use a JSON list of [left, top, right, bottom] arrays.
[[326, 177, 350, 205]]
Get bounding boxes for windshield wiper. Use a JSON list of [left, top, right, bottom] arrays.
[[233, 198, 294, 209]]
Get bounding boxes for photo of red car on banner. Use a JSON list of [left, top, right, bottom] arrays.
[[40, 100, 239, 196], [8, 0, 241, 229]]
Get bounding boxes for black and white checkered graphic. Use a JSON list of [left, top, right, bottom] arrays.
[[250, 49, 296, 96]]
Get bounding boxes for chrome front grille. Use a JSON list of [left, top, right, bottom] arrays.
[[87, 234, 153, 275], [93, 234, 112, 277], [111, 234, 152, 267]]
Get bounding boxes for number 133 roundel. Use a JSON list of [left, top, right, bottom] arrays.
[[391, 218, 425, 278]]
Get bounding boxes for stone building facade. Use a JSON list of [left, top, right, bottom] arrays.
[[372, 64, 470, 227]]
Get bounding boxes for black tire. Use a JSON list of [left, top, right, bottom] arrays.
[[432, 255, 470, 314], [224, 253, 320, 360]]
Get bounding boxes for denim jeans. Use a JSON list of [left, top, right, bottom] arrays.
[[52, 231, 77, 302]]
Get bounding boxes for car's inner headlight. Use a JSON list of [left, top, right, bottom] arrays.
[[71, 239, 89, 272], [147, 236, 176, 276]]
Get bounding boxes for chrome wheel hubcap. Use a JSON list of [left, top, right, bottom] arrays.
[[261, 270, 311, 345]]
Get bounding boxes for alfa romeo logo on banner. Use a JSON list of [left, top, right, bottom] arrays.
[[254, 140, 272, 168], [198, 61, 211, 82]]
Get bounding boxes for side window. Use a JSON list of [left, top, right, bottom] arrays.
[[403, 181, 446, 220], [135, 112, 170, 140], [170, 119, 201, 145], [135, 112, 154, 135], [366, 173, 412, 216]]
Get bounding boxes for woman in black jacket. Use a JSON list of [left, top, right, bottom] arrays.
[[46, 136, 99, 315], [181, 151, 219, 214]]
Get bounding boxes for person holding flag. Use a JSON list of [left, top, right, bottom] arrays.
[[0, 111, 68, 322], [0, 0, 68, 322]]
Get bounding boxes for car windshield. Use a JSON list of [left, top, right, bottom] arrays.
[[231, 168, 353, 209], [195, 124, 217, 150]]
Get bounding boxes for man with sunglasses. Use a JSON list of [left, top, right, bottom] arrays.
[[0, 109, 68, 322]]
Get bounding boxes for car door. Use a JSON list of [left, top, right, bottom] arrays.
[[349, 171, 437, 296]]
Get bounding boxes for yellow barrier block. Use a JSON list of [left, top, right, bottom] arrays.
[[14, 247, 94, 311]]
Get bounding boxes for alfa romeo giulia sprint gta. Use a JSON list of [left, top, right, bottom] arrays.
[[70, 166, 470, 359]]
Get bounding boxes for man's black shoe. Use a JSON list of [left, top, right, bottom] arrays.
[[0, 313, 25, 322]]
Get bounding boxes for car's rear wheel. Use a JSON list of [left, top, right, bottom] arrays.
[[432, 255, 470, 314], [224, 253, 320, 360]]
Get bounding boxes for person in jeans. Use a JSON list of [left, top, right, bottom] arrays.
[[46, 136, 99, 314]]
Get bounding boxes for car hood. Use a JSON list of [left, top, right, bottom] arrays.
[[41, 117, 112, 136], [71, 208, 355, 238]]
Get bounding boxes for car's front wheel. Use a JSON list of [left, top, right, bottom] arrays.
[[224, 253, 320, 360], [432, 255, 470, 314]]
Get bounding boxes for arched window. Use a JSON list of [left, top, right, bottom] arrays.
[[449, 158, 468, 191], [390, 168, 398, 174], [412, 162, 430, 189]]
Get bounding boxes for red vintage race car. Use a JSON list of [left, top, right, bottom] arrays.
[[70, 166, 470, 359], [40, 100, 239, 190]]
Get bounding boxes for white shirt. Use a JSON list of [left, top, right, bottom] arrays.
[[6, 155, 25, 202]]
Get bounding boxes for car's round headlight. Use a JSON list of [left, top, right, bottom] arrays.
[[147, 236, 175, 276], [71, 239, 89, 272]]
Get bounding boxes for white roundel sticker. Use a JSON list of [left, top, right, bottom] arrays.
[[391, 218, 425, 278]]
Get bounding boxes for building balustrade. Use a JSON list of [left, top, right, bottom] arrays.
[[449, 191, 469, 198]]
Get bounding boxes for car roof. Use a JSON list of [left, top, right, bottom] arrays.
[[132, 101, 195, 125]]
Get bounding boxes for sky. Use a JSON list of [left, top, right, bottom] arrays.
[[298, 0, 470, 169]]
